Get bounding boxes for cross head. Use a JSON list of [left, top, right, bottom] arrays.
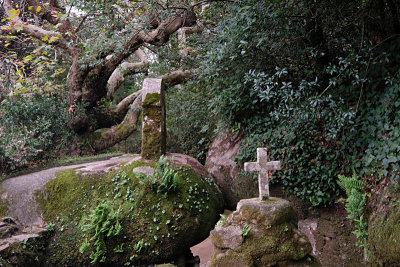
[[244, 148, 281, 200]]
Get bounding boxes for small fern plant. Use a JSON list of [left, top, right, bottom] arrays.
[[140, 156, 179, 195], [79, 202, 122, 263], [337, 172, 368, 248]]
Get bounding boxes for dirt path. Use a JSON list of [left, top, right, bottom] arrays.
[[1, 155, 138, 226]]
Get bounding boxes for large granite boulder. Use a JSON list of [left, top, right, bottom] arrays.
[[210, 198, 317, 267], [205, 131, 258, 209], [0, 154, 223, 266]]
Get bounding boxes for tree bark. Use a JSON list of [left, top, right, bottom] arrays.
[[90, 95, 143, 151], [89, 70, 192, 151], [107, 49, 148, 97]]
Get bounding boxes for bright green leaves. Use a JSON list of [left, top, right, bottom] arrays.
[[80, 202, 122, 263], [337, 173, 368, 248], [138, 156, 180, 196], [2, 8, 20, 21]]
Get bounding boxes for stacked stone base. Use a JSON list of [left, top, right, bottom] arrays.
[[210, 198, 319, 267]]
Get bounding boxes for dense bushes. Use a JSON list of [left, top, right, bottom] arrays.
[[166, 84, 216, 164], [0, 93, 74, 172], [200, 0, 400, 205]]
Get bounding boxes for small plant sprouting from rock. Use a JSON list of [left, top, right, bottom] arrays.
[[139, 156, 179, 195], [134, 239, 144, 253], [113, 244, 124, 253], [241, 225, 251, 238], [79, 202, 122, 263], [216, 214, 227, 227], [46, 222, 55, 231]]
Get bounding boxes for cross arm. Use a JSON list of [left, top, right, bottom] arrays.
[[266, 161, 281, 171], [244, 162, 260, 172]]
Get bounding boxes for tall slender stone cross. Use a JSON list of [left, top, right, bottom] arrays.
[[244, 148, 281, 200], [141, 78, 166, 160]]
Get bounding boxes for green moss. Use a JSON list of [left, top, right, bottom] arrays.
[[211, 222, 309, 267], [369, 199, 400, 265], [142, 92, 165, 160], [0, 230, 50, 266], [142, 93, 161, 107], [239, 202, 293, 227], [211, 249, 252, 267], [0, 185, 9, 217], [35, 160, 223, 266]]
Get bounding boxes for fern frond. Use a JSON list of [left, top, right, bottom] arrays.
[[337, 174, 364, 196]]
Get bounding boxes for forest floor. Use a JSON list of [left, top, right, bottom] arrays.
[[276, 186, 364, 266]]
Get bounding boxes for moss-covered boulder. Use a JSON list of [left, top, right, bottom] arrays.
[[210, 197, 317, 267], [28, 154, 223, 266], [0, 217, 50, 267], [368, 177, 400, 265]]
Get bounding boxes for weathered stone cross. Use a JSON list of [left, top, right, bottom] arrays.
[[141, 78, 166, 160], [244, 148, 281, 200]]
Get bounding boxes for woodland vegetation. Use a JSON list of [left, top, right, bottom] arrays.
[[1, 0, 400, 205]]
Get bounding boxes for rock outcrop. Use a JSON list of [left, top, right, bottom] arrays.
[[205, 131, 257, 209], [0, 154, 223, 266], [0, 217, 49, 266], [368, 176, 400, 265], [209, 197, 317, 267]]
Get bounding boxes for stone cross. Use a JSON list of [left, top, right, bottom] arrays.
[[141, 78, 166, 160], [244, 148, 281, 200]]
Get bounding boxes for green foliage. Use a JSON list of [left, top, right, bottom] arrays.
[[337, 173, 368, 248], [241, 225, 251, 238], [360, 71, 400, 179], [139, 156, 179, 195], [0, 93, 74, 172], [215, 214, 227, 228], [166, 84, 216, 164], [337, 173, 364, 196], [80, 202, 122, 263], [200, 0, 400, 205]]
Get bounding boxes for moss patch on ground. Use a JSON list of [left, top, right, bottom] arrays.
[[369, 190, 400, 265], [36, 159, 223, 266]]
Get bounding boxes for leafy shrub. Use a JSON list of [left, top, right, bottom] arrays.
[[200, 0, 400, 205], [358, 71, 400, 179], [0, 93, 74, 172], [166, 83, 216, 164]]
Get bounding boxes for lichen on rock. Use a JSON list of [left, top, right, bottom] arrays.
[[368, 177, 400, 265], [141, 78, 166, 160], [210, 197, 317, 267]]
